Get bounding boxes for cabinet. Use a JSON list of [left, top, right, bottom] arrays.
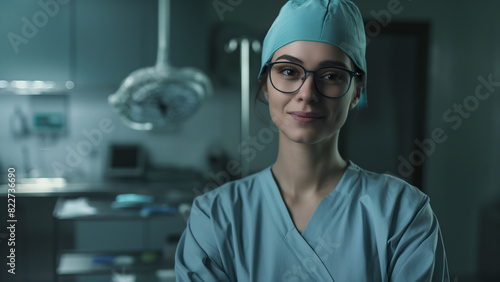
[[53, 197, 186, 282], [74, 0, 157, 88], [0, 0, 209, 89], [0, 0, 157, 85], [0, 196, 58, 282], [0, 0, 71, 81]]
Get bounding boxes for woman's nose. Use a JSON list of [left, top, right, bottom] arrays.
[[296, 73, 319, 102]]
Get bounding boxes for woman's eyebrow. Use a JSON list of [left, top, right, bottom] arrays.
[[274, 54, 303, 64], [318, 60, 350, 69], [274, 55, 350, 70]]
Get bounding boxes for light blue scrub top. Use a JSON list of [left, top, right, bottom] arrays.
[[175, 161, 449, 281]]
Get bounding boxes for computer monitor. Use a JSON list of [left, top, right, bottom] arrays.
[[105, 144, 146, 179]]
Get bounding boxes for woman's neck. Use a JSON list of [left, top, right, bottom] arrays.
[[271, 132, 348, 198]]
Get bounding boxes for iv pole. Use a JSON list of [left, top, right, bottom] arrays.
[[225, 38, 261, 178]]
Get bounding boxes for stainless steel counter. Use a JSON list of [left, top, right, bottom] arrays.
[[0, 178, 200, 203]]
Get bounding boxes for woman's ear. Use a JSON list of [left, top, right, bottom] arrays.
[[262, 82, 269, 102], [349, 85, 362, 110]]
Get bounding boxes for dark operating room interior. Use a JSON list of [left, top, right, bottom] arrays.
[[0, 0, 499, 281]]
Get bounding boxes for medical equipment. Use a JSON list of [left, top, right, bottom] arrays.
[[225, 38, 261, 177], [108, 0, 212, 130]]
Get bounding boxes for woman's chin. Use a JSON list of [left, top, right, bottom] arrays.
[[282, 132, 329, 145]]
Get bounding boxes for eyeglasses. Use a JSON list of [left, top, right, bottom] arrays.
[[266, 61, 361, 99]]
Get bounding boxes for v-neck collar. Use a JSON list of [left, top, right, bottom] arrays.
[[258, 161, 361, 281], [260, 160, 360, 237]]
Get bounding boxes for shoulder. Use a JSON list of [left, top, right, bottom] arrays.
[[189, 167, 269, 218], [347, 163, 439, 243], [347, 162, 430, 214]]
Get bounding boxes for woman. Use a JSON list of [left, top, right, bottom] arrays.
[[175, 0, 449, 281]]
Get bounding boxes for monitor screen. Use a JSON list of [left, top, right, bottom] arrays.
[[105, 144, 145, 179]]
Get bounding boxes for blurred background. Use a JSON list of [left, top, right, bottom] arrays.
[[0, 0, 499, 281]]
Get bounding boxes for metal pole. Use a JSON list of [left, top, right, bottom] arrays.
[[226, 38, 261, 178], [240, 39, 251, 177]]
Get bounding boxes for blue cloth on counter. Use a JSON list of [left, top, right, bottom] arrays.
[[175, 161, 449, 281], [111, 194, 154, 209], [115, 194, 154, 203], [140, 205, 177, 217]]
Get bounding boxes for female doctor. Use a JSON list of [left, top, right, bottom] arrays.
[[175, 0, 449, 281]]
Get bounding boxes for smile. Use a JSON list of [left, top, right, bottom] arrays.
[[288, 111, 325, 123]]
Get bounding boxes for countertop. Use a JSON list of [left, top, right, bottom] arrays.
[[0, 178, 201, 201]]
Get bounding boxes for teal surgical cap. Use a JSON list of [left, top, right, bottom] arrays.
[[259, 0, 367, 106]]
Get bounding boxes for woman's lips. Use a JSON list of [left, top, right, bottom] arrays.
[[288, 111, 325, 123]]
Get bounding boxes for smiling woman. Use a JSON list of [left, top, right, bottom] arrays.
[[263, 41, 362, 147], [175, 0, 450, 281]]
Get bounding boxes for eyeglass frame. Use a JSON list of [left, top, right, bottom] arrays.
[[265, 61, 362, 99]]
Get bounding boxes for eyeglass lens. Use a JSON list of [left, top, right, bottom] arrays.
[[269, 62, 353, 98]]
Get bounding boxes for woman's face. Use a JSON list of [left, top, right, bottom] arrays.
[[263, 41, 362, 145]]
